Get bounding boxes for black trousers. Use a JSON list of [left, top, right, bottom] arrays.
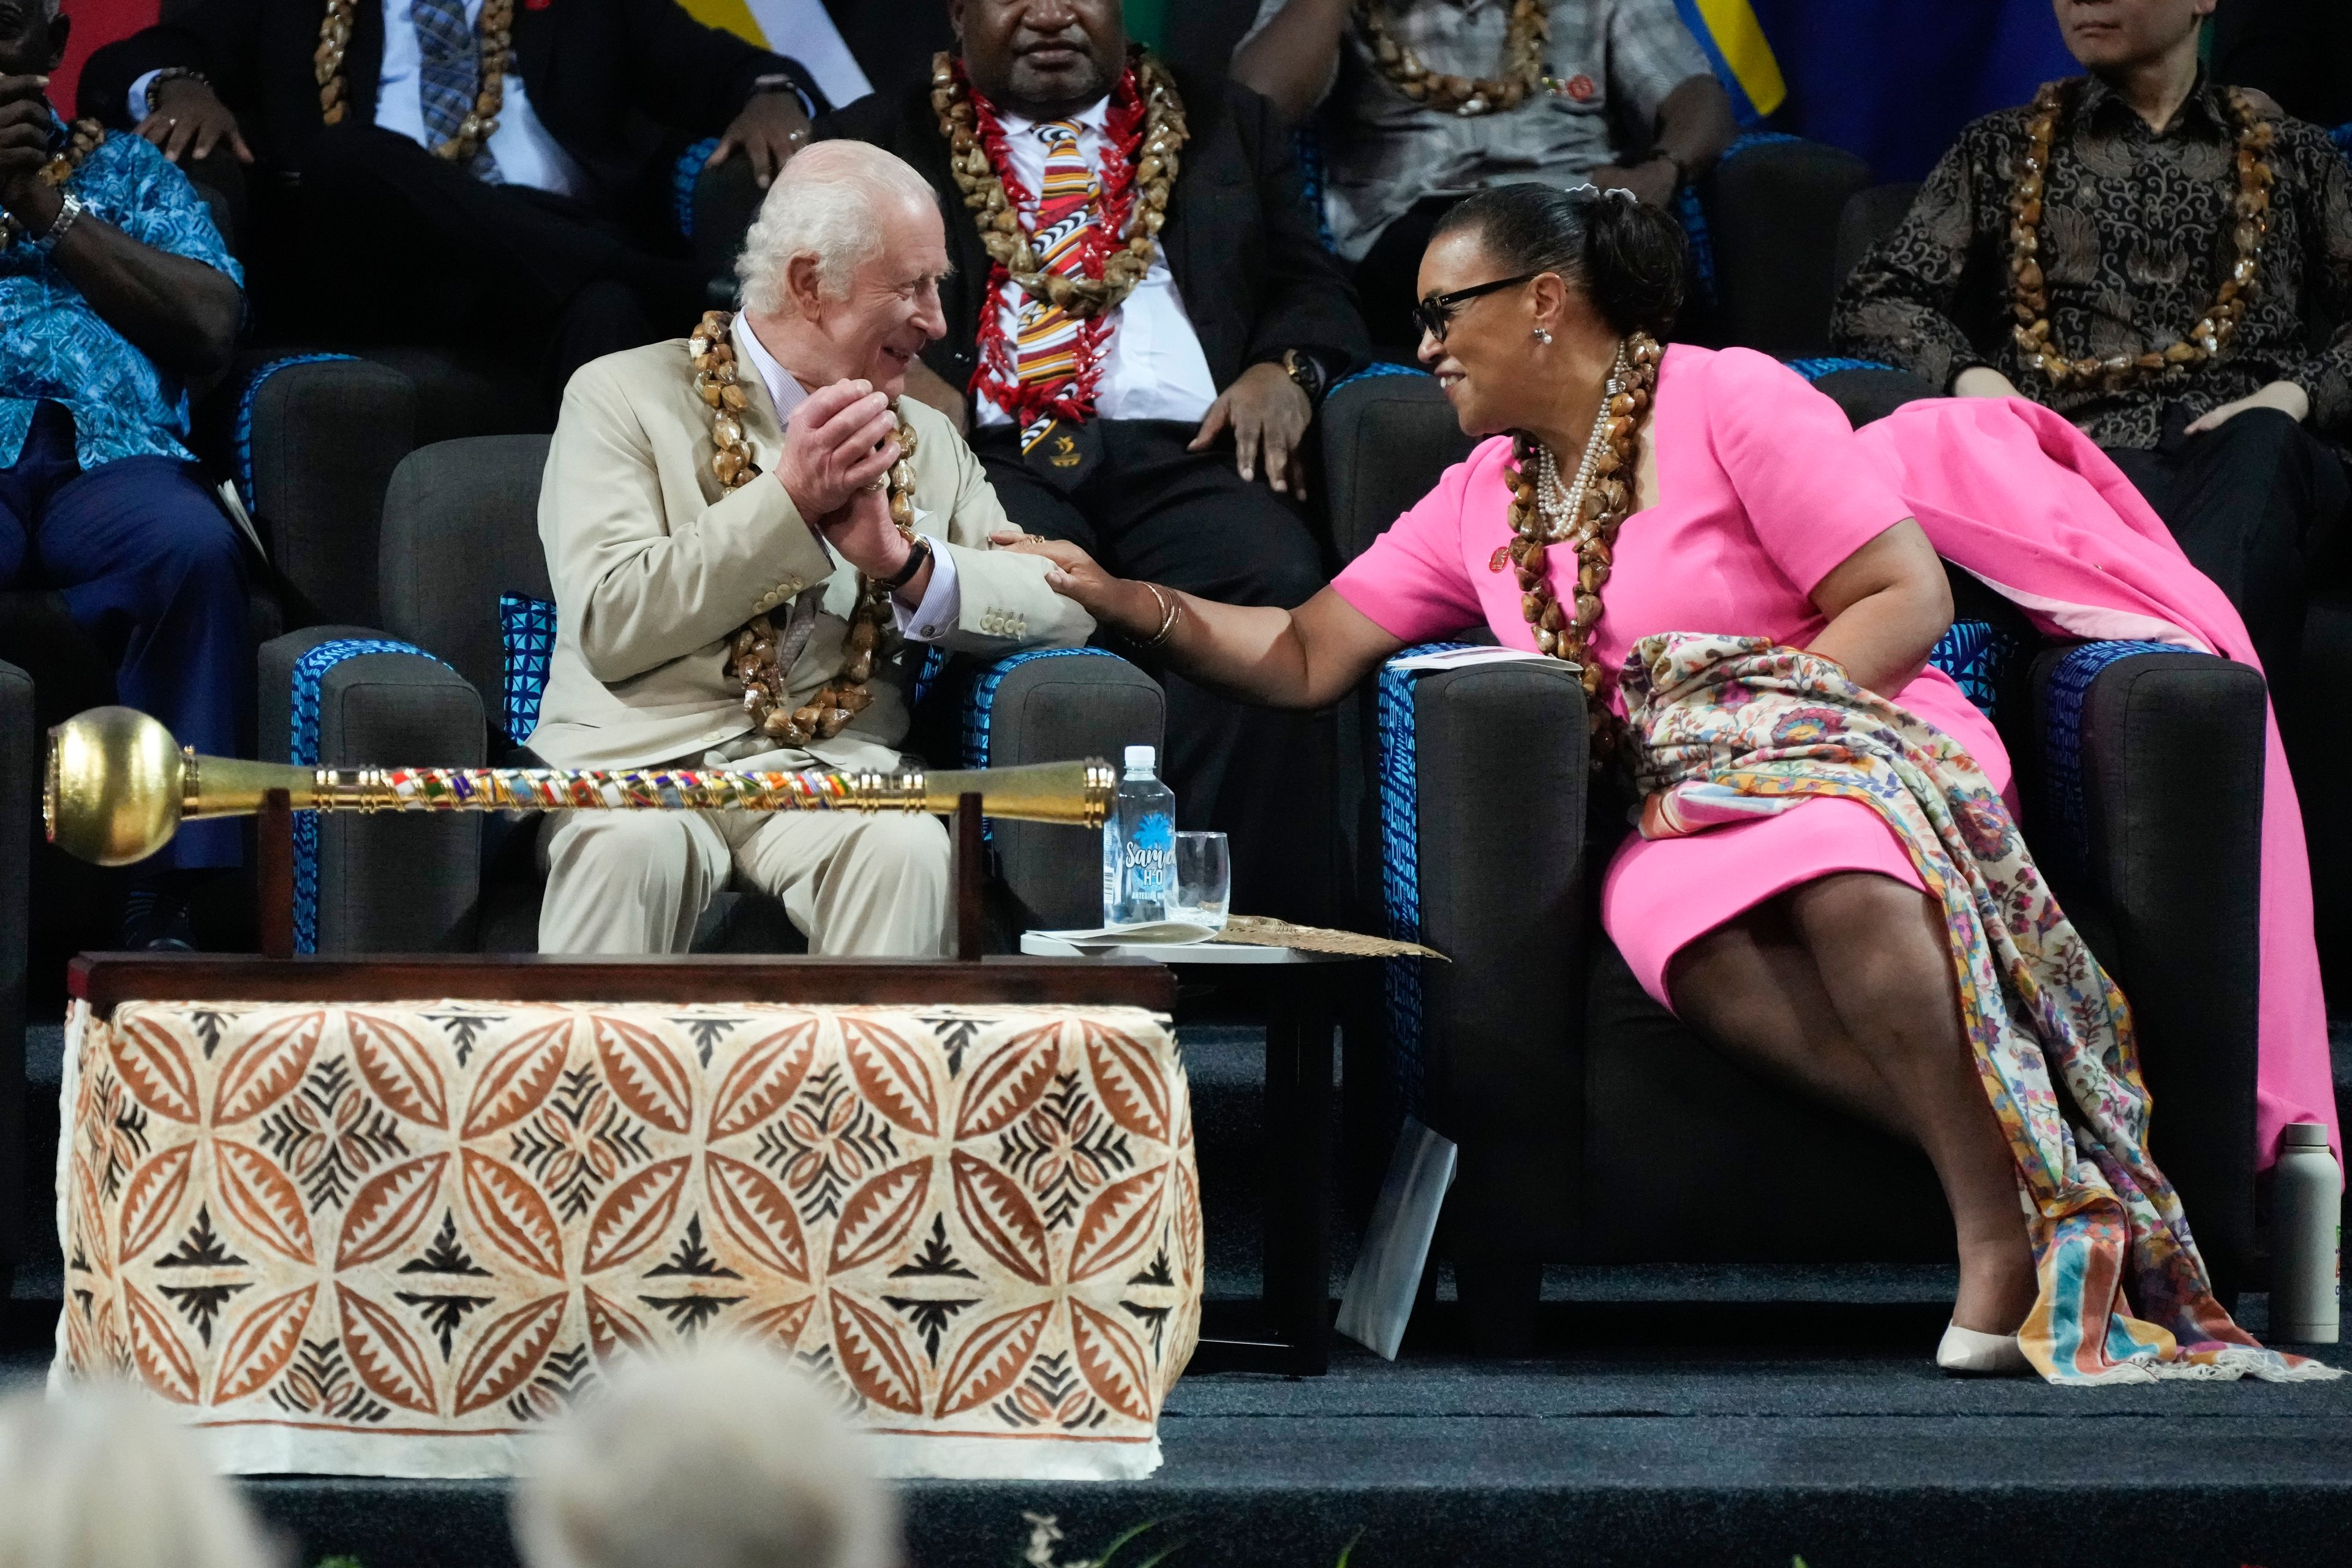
[[2101, 407, 2349, 702], [298, 124, 706, 405], [971, 418, 1336, 925], [1353, 194, 1465, 359]]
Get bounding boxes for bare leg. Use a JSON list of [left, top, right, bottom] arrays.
[[1668, 873, 2038, 1335], [1665, 900, 1913, 1141]]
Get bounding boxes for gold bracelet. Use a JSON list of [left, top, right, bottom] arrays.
[[1139, 582, 1182, 650]]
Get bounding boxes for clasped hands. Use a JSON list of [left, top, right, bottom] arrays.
[[777, 379, 920, 586], [0, 73, 69, 232]]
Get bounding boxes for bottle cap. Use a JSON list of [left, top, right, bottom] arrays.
[[1123, 745, 1155, 770], [2283, 1123, 2334, 1148]]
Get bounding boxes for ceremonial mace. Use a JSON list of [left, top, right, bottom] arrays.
[[45, 706, 1115, 867]]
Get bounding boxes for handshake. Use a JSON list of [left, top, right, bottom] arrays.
[[776, 377, 927, 594]]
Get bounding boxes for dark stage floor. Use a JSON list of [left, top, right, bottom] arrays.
[[7, 1023, 2352, 1567]]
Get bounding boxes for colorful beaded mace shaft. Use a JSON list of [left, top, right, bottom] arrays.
[[2008, 79, 2275, 392]]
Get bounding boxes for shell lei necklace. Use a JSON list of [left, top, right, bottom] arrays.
[[931, 49, 1187, 430], [316, 0, 511, 165], [1505, 331, 1662, 768], [1, 120, 104, 247], [1357, 0, 1548, 117], [692, 311, 920, 747], [2008, 78, 2274, 391]]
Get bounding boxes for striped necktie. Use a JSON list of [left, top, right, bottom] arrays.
[[413, 0, 500, 183], [1011, 119, 1099, 451]]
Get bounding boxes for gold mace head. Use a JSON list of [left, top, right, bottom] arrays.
[[45, 706, 187, 867]]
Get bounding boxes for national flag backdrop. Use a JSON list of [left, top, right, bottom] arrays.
[[1678, 0, 2078, 180]]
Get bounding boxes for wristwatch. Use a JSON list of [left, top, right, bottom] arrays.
[[36, 194, 85, 254], [749, 69, 814, 119], [1281, 347, 1329, 405], [882, 533, 932, 594]]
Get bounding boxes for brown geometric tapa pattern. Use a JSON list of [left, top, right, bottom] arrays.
[[55, 1001, 1199, 1479]]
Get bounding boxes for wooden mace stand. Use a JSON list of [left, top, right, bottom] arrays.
[[74, 791, 1171, 1015]]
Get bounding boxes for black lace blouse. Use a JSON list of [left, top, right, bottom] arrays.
[[1830, 73, 2352, 451]]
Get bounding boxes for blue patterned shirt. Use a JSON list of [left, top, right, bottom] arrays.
[[1, 113, 244, 472]]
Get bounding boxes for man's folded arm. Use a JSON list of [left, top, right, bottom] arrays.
[[543, 371, 835, 684], [77, 0, 259, 129]]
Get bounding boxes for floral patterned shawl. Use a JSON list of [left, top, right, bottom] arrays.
[[1623, 630, 2336, 1385]]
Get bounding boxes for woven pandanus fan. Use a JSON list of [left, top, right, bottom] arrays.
[[45, 706, 1116, 867]]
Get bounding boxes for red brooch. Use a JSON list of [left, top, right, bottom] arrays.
[[1488, 545, 1510, 573], [1563, 74, 1595, 102]]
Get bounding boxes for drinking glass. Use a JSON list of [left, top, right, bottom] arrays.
[[1171, 831, 1231, 931]]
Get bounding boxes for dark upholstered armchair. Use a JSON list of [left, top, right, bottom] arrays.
[[257, 435, 1164, 956], [0, 657, 29, 1297], [1321, 370, 2273, 1349]]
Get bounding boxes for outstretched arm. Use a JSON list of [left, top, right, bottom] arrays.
[[998, 533, 1403, 709]]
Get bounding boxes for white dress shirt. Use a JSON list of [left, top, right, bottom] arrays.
[[973, 94, 1220, 428], [131, 0, 590, 198], [736, 317, 963, 641]]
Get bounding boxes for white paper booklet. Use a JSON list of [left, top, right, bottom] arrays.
[[1028, 921, 1221, 947], [1335, 1118, 1459, 1360], [1385, 646, 1568, 673]]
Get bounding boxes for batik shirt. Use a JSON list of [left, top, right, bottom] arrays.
[[1831, 73, 2352, 450], [1243, 0, 1711, 262], [0, 110, 244, 472]]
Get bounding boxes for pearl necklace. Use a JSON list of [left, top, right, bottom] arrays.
[[1532, 344, 1629, 543]]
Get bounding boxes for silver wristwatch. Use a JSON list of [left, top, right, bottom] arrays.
[[37, 194, 86, 252]]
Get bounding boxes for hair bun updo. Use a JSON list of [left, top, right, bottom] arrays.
[[1431, 181, 1690, 340]]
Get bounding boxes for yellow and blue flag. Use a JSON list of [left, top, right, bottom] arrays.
[[1673, 0, 1786, 124]]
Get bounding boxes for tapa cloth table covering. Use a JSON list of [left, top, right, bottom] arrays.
[[53, 1000, 1199, 1480]]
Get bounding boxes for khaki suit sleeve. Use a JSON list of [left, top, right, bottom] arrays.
[[920, 414, 1098, 653], [542, 363, 837, 684]]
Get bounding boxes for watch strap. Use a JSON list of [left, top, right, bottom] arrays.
[[882, 533, 932, 592]]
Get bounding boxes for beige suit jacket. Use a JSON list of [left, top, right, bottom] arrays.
[[529, 325, 1095, 774]]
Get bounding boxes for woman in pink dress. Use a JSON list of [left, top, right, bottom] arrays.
[[1002, 186, 2135, 1373]]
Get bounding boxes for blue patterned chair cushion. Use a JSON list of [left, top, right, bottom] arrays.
[[500, 592, 557, 746], [1925, 617, 2024, 721]]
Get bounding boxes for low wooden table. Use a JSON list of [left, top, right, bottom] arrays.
[[1022, 933, 1351, 1376], [59, 952, 1199, 1480]]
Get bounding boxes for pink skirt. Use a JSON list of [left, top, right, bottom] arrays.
[[1602, 668, 2010, 1011]]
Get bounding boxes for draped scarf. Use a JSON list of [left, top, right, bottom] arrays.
[[1623, 630, 2337, 1384]]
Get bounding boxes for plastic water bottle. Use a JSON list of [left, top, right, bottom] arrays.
[[1102, 745, 1177, 927], [2272, 1123, 2341, 1343]]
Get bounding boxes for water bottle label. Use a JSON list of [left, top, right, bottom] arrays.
[[1121, 810, 1175, 902]]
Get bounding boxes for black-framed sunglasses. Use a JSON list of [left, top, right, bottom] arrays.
[[1413, 271, 1541, 344]]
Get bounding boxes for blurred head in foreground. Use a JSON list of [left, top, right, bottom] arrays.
[[514, 1348, 899, 1568], [0, 1384, 276, 1568]]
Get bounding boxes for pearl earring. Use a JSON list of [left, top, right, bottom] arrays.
[[1533, 328, 1553, 344]]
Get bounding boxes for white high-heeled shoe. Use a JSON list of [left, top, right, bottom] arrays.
[[1936, 1321, 2034, 1376]]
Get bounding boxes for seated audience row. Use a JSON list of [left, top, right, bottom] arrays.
[[0, 1349, 896, 1568]]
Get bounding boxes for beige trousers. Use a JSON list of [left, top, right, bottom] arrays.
[[536, 809, 951, 957]]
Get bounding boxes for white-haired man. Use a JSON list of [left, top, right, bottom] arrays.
[[529, 139, 1093, 957], [513, 1347, 899, 1568]]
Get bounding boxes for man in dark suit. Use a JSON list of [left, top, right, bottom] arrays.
[[78, 0, 830, 394], [823, 0, 1369, 925]]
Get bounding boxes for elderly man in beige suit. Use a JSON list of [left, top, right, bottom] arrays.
[[529, 141, 1095, 956]]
